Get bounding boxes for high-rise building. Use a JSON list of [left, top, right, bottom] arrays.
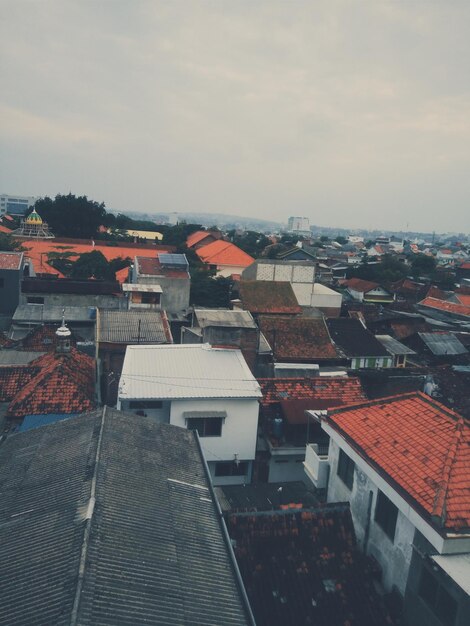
[[0, 194, 37, 216], [287, 216, 310, 233]]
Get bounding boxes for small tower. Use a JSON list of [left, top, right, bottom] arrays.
[[12, 208, 55, 239], [56, 310, 72, 354]]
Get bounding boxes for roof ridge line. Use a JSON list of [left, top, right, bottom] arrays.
[[69, 405, 106, 626], [431, 416, 466, 525]]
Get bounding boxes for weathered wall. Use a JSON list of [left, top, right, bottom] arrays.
[[20, 292, 124, 309], [0, 268, 21, 313]]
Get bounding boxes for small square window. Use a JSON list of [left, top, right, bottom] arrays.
[[374, 490, 398, 541], [337, 449, 355, 490], [187, 417, 222, 437]]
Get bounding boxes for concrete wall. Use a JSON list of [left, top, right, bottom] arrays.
[[0, 268, 21, 314], [20, 292, 125, 309], [215, 264, 248, 278], [327, 438, 415, 595], [136, 274, 190, 313], [170, 397, 259, 466], [268, 453, 307, 482]]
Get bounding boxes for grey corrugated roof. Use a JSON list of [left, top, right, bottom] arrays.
[[13, 304, 95, 323], [98, 309, 172, 344], [194, 308, 257, 329], [419, 332, 468, 355], [0, 409, 252, 626], [375, 335, 416, 356], [119, 344, 262, 400], [0, 350, 46, 365]]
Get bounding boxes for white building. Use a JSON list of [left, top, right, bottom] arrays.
[[287, 216, 310, 233], [0, 194, 36, 216], [117, 344, 262, 485], [304, 392, 470, 619]]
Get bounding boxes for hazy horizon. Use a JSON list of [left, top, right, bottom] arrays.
[[1, 1, 469, 232]]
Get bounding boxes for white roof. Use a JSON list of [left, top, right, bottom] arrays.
[[118, 343, 261, 400]]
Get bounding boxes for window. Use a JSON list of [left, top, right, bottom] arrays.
[[129, 400, 162, 410], [215, 461, 248, 477], [374, 490, 398, 541], [337, 449, 355, 490], [419, 567, 457, 626], [187, 417, 222, 437], [27, 296, 44, 304]]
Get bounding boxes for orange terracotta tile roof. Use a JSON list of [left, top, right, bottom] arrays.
[[17, 239, 174, 282], [327, 392, 470, 532], [239, 281, 301, 315], [425, 286, 448, 300], [455, 294, 470, 306], [0, 224, 13, 234], [345, 278, 380, 293], [196, 240, 254, 268], [19, 324, 82, 351], [259, 377, 367, 409], [6, 348, 96, 419], [258, 316, 339, 360], [0, 366, 41, 401], [186, 230, 221, 248], [0, 251, 23, 270], [419, 297, 470, 318]]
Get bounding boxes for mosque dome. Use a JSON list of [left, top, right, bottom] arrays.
[[25, 209, 43, 225]]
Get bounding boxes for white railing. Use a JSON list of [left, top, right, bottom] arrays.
[[304, 443, 329, 489]]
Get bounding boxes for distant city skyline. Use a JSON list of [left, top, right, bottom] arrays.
[[1, 1, 469, 232]]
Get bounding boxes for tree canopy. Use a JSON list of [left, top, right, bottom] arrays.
[[34, 194, 107, 239], [347, 255, 408, 284]]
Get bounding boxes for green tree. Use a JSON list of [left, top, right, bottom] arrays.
[[34, 194, 107, 239], [190, 268, 233, 307], [0, 233, 22, 252], [410, 254, 436, 277], [70, 251, 116, 280], [335, 235, 348, 245]]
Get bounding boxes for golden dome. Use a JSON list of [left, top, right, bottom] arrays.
[[25, 209, 43, 225]]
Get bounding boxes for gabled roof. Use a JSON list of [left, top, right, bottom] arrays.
[[119, 344, 261, 400], [375, 334, 416, 356], [345, 278, 380, 293], [196, 240, 254, 268], [326, 318, 390, 358], [239, 281, 301, 314], [258, 376, 366, 408], [0, 409, 252, 625], [0, 251, 23, 270], [327, 392, 470, 532], [227, 505, 398, 626], [258, 316, 339, 360], [186, 229, 222, 248], [5, 348, 96, 419], [98, 309, 173, 344], [418, 297, 470, 318]]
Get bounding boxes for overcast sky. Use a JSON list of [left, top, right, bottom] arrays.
[[1, 1, 469, 232]]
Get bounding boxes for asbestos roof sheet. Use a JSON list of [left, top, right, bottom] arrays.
[[0, 351, 46, 365], [0, 409, 252, 625], [13, 304, 95, 323], [375, 335, 416, 356], [98, 309, 172, 344], [419, 332, 468, 355], [119, 344, 261, 400], [122, 283, 163, 293], [194, 308, 257, 329]]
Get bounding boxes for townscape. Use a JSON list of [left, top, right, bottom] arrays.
[[0, 193, 468, 625]]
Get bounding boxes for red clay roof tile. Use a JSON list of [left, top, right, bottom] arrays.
[[258, 316, 339, 360], [327, 392, 470, 532], [419, 297, 470, 318]]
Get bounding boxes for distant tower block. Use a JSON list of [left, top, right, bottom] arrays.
[[287, 216, 310, 233], [11, 208, 55, 239]]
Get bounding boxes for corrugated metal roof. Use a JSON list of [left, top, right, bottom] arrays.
[[13, 304, 95, 323], [194, 308, 257, 329], [419, 332, 468, 355], [0, 351, 46, 365], [119, 344, 261, 400], [375, 335, 416, 356], [0, 409, 252, 625], [98, 309, 172, 344]]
